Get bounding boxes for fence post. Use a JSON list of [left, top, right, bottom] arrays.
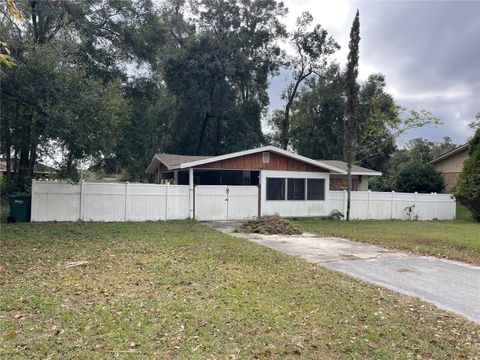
[[165, 183, 169, 221], [124, 182, 129, 222], [343, 190, 347, 220], [433, 192, 437, 219], [79, 180, 85, 221], [189, 168, 194, 219], [367, 190, 371, 220], [414, 191, 418, 218], [391, 191, 395, 219], [31, 179, 36, 222]]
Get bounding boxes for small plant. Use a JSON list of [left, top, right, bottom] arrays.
[[404, 204, 418, 221], [328, 209, 344, 220]]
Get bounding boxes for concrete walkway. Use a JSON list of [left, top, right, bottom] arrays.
[[207, 221, 480, 324]]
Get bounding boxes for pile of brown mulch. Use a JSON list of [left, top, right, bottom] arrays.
[[235, 215, 302, 235]]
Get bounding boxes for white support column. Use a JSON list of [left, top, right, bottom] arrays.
[[124, 182, 129, 222], [343, 189, 347, 219], [174, 170, 178, 185], [189, 168, 194, 219], [80, 180, 85, 221]]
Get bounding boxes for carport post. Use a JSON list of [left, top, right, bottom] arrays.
[[189, 168, 194, 219]]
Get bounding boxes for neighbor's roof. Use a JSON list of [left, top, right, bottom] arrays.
[[429, 144, 469, 164], [319, 160, 382, 175], [0, 160, 57, 174], [146, 146, 381, 176]]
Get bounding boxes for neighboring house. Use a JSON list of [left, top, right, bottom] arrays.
[[0, 160, 57, 178], [429, 144, 469, 193]]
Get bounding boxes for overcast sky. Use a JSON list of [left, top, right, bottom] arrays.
[[267, 0, 480, 146]]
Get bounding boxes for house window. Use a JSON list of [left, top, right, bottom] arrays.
[[262, 151, 270, 163], [307, 178, 325, 200], [287, 178, 305, 200], [266, 178, 285, 200]]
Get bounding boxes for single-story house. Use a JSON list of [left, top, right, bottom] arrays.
[[0, 160, 57, 179], [145, 146, 381, 218], [429, 144, 469, 193]]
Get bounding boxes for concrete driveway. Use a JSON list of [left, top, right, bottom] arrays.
[[207, 221, 480, 324]]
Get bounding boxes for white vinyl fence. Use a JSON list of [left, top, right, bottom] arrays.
[[31, 181, 456, 222], [328, 190, 456, 220], [31, 180, 189, 222], [195, 185, 258, 221]]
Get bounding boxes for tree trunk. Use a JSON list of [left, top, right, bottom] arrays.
[[18, 145, 30, 192], [280, 71, 309, 150], [28, 137, 37, 180], [4, 106, 15, 182], [346, 162, 352, 221], [215, 116, 221, 156], [18, 112, 34, 192], [196, 110, 209, 155], [13, 147, 18, 179]]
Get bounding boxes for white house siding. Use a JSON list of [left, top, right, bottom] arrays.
[[259, 170, 330, 217]]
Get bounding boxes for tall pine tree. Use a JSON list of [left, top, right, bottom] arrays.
[[344, 10, 360, 221]]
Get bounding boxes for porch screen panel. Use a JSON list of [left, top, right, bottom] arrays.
[[307, 179, 325, 200], [287, 178, 305, 200], [266, 178, 285, 200]]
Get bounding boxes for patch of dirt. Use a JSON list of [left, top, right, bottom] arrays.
[[339, 254, 362, 260], [235, 215, 302, 235]]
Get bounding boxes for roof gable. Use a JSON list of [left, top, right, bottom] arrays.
[[429, 144, 469, 164], [172, 146, 345, 173], [145, 146, 382, 175]]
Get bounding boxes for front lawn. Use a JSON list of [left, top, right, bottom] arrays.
[[1, 221, 479, 358], [295, 204, 480, 265]]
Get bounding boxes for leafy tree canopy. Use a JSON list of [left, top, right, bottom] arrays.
[[395, 163, 445, 194], [454, 129, 480, 221]]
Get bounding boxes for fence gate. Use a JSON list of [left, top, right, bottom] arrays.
[[194, 185, 258, 221]]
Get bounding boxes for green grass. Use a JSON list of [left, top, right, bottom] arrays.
[[1, 221, 479, 359], [295, 204, 480, 265]]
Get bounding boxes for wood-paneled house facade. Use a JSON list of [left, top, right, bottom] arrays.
[[146, 146, 380, 192]]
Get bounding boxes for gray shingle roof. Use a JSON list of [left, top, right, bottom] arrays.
[[317, 160, 378, 174], [429, 144, 469, 164], [156, 153, 213, 167]]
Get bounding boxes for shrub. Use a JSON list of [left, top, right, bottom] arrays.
[[454, 129, 480, 221], [328, 209, 344, 220], [395, 163, 445, 193], [235, 215, 302, 235]]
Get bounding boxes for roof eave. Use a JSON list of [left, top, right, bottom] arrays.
[[429, 144, 469, 164], [145, 154, 174, 174], [177, 145, 348, 173], [351, 171, 382, 176]]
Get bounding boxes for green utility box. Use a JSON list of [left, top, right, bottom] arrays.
[[8, 194, 31, 222]]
